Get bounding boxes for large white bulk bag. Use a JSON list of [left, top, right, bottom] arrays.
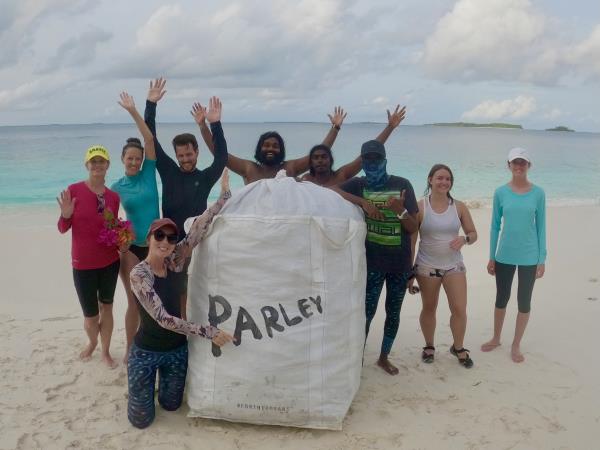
[[186, 173, 366, 430]]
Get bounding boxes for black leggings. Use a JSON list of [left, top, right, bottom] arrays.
[[494, 262, 537, 313]]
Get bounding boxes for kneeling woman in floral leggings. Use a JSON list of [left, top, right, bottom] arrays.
[[128, 171, 234, 428]]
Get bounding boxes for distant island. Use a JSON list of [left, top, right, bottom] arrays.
[[430, 122, 523, 129], [546, 125, 574, 132]]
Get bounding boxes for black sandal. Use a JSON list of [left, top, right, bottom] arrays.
[[421, 345, 435, 363], [450, 346, 474, 369]]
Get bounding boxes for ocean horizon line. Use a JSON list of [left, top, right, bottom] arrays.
[[1, 122, 598, 134]]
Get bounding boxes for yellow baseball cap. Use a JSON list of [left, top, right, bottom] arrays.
[[85, 145, 110, 162]]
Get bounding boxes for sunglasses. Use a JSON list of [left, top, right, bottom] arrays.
[[153, 229, 178, 244]]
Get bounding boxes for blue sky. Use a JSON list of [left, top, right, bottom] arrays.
[[1, 0, 599, 131]]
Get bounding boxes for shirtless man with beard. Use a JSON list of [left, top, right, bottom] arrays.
[[191, 104, 346, 184]]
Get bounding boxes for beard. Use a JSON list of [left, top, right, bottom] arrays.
[[256, 151, 284, 166]]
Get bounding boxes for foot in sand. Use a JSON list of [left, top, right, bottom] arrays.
[[511, 345, 525, 363], [102, 354, 118, 369], [79, 341, 97, 361], [481, 340, 501, 352], [377, 356, 399, 375]]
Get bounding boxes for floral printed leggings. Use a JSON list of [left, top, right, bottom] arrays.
[[127, 343, 188, 429], [365, 271, 411, 355]]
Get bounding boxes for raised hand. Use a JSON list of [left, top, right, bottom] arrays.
[[206, 96, 222, 123], [117, 91, 136, 112], [220, 168, 230, 194], [57, 189, 76, 219], [386, 190, 406, 215], [387, 105, 406, 128], [147, 77, 166, 103], [190, 102, 207, 125], [328, 106, 347, 128], [212, 329, 235, 347]]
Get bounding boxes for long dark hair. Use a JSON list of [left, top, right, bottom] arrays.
[[121, 137, 144, 158], [254, 131, 285, 165], [424, 163, 454, 203], [308, 144, 334, 176]]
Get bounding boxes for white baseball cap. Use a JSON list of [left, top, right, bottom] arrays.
[[507, 147, 530, 163]]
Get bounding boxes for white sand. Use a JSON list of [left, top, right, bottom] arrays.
[[1, 206, 599, 450]]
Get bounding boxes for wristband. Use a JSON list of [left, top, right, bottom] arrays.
[[332, 124, 341, 131], [397, 209, 408, 220]]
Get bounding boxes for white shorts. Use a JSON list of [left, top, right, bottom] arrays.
[[414, 261, 466, 278]]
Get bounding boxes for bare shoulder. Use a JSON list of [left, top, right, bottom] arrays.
[[454, 199, 470, 217], [455, 199, 467, 209]]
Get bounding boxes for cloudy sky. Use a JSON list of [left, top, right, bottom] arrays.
[[1, 0, 599, 131]]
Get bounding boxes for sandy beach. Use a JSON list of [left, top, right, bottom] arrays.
[[2, 206, 599, 450]]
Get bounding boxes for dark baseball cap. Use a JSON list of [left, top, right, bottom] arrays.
[[146, 218, 179, 240], [361, 140, 386, 157]]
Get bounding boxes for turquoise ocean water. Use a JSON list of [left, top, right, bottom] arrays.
[[1, 122, 599, 212]]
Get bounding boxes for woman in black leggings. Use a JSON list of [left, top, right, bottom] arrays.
[[481, 148, 546, 363]]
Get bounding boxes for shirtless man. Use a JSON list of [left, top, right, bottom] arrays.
[[191, 104, 347, 184], [300, 105, 406, 187]]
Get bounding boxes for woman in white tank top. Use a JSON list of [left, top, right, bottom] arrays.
[[408, 164, 478, 368]]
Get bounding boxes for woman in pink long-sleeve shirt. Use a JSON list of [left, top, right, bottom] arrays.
[[57, 145, 123, 369]]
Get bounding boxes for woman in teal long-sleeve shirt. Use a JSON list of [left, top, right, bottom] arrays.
[[481, 147, 546, 363]]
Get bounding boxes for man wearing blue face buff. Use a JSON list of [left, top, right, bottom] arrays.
[[339, 140, 419, 375]]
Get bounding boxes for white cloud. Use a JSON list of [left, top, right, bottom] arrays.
[[568, 24, 600, 80], [422, 0, 555, 83], [462, 95, 537, 121]]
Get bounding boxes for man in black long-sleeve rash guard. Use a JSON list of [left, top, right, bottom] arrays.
[[143, 87, 227, 314], [144, 100, 228, 238]]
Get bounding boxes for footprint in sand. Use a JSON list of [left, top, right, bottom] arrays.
[[41, 315, 78, 322]]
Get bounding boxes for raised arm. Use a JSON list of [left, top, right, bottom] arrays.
[[144, 78, 166, 137], [375, 105, 406, 144], [191, 101, 253, 178], [130, 264, 218, 339], [118, 91, 156, 161], [323, 106, 347, 148], [285, 106, 348, 177], [144, 78, 177, 174], [334, 155, 362, 181], [167, 170, 231, 270], [57, 188, 75, 233], [190, 102, 215, 152]]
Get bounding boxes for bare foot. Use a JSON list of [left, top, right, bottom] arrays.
[[511, 345, 525, 363], [377, 356, 399, 375], [102, 354, 118, 369], [79, 341, 97, 361], [481, 340, 501, 352]]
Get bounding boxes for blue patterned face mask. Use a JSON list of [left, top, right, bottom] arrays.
[[362, 158, 388, 189]]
